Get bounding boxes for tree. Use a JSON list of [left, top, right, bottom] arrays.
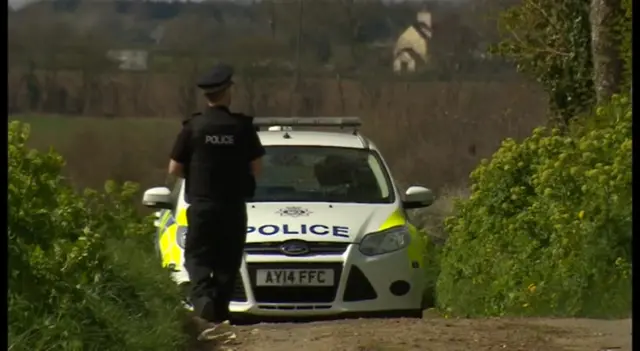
[[494, 0, 594, 126], [494, 0, 630, 125], [589, 0, 624, 104]]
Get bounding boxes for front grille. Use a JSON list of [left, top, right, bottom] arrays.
[[247, 262, 343, 303], [230, 275, 247, 302], [342, 265, 377, 302], [244, 242, 349, 256]]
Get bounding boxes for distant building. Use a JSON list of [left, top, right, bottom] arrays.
[[150, 25, 165, 45], [106, 49, 149, 71], [393, 11, 432, 73]]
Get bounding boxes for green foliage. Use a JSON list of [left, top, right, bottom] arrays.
[[436, 95, 631, 318], [619, 0, 632, 87], [421, 234, 442, 308], [494, 0, 594, 124], [8, 121, 187, 351], [494, 0, 632, 124]]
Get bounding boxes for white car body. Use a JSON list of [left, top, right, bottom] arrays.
[[143, 119, 434, 319]]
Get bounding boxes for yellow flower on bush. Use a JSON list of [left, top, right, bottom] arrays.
[[527, 283, 536, 293]]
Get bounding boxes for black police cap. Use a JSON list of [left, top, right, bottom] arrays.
[[196, 64, 234, 93]]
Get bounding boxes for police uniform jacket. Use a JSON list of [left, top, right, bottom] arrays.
[[170, 107, 265, 203]]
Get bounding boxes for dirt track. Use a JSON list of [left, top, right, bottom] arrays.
[[192, 315, 631, 351]]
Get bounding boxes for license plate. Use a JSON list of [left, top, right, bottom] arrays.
[[255, 269, 334, 287]]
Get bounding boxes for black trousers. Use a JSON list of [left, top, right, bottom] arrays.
[[184, 200, 247, 323]]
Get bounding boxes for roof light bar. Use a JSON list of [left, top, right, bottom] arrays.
[[253, 117, 362, 128]]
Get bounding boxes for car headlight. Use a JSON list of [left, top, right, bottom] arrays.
[[176, 226, 187, 249], [358, 225, 411, 256]]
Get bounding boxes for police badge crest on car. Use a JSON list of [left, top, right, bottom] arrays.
[[276, 206, 312, 218]]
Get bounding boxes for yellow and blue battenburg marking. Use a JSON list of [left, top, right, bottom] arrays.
[[154, 207, 426, 270], [156, 210, 180, 267], [377, 209, 426, 269], [156, 209, 176, 241]]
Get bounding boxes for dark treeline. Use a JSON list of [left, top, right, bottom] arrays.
[[8, 0, 521, 78]]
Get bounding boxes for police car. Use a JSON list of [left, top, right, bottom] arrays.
[[142, 117, 435, 319]]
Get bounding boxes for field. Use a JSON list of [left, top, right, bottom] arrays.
[[9, 73, 550, 192], [13, 74, 546, 185], [15, 115, 176, 190], [10, 106, 528, 241]]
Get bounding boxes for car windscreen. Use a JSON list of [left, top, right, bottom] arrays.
[[252, 146, 394, 203]]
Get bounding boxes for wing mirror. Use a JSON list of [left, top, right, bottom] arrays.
[[142, 187, 173, 210], [402, 186, 435, 209]]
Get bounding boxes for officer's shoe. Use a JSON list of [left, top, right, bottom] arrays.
[[196, 319, 236, 342]]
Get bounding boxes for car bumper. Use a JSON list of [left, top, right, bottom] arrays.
[[171, 244, 425, 317]]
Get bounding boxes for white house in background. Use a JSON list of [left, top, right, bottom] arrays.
[[106, 49, 149, 71], [393, 11, 433, 73]]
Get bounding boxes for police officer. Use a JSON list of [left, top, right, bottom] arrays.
[[168, 63, 265, 341]]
